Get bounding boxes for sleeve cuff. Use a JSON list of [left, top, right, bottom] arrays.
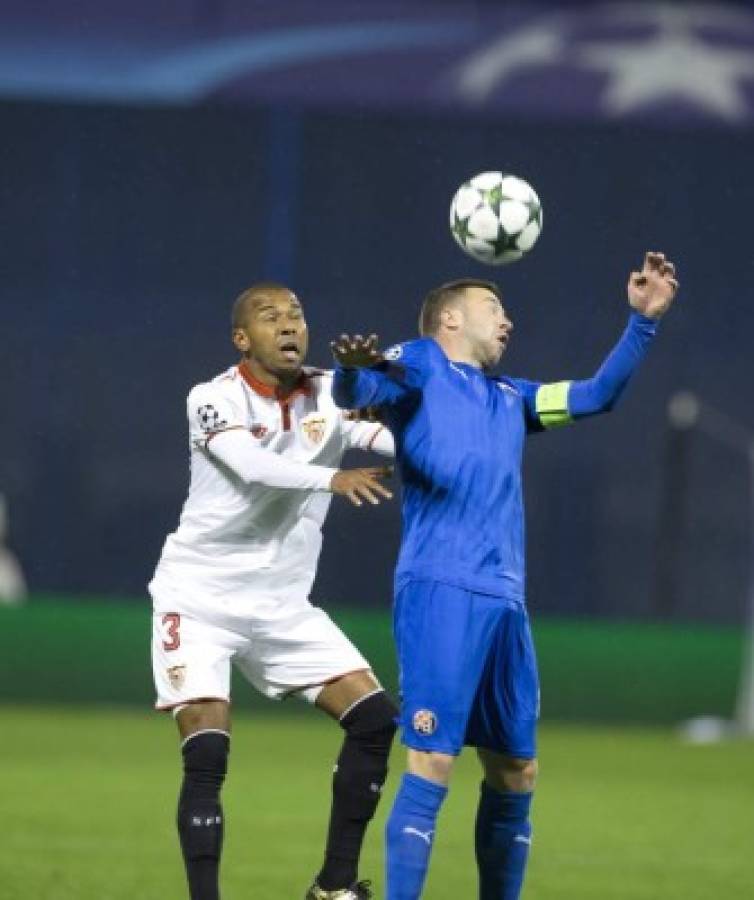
[[629, 311, 659, 329], [311, 466, 338, 491]]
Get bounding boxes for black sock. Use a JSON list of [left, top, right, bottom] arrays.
[[317, 691, 398, 890], [177, 730, 230, 900]]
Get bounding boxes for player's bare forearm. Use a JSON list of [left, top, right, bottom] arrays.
[[627, 251, 679, 320]]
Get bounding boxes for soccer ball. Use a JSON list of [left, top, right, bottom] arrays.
[[449, 172, 543, 265]]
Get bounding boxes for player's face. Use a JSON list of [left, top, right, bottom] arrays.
[[460, 287, 513, 369], [233, 290, 309, 376]]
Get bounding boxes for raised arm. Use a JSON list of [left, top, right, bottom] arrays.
[[517, 251, 679, 429], [330, 333, 419, 410]]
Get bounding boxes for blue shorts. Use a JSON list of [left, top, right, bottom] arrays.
[[393, 579, 539, 758]]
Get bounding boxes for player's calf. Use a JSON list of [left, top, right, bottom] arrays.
[[385, 771, 448, 900], [314, 689, 398, 893], [475, 752, 537, 900], [177, 729, 230, 900]]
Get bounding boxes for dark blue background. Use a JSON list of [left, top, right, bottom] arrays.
[[1, 98, 751, 621]]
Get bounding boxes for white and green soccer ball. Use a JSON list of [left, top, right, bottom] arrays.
[[449, 171, 543, 265]]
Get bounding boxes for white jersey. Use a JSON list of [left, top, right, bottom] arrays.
[[149, 363, 392, 619]]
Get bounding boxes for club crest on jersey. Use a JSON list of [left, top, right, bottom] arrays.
[[250, 423, 269, 439], [412, 709, 438, 736], [301, 414, 327, 445], [197, 404, 227, 432], [383, 344, 403, 361], [167, 665, 187, 691]]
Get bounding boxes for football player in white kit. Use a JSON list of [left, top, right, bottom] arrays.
[[149, 283, 398, 900]]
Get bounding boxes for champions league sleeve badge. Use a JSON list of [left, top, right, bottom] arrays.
[[197, 404, 228, 432]]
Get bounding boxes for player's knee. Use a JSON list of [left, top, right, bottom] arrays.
[[408, 749, 455, 785], [504, 757, 538, 793], [340, 689, 398, 757], [333, 691, 397, 812], [485, 756, 538, 793], [176, 700, 229, 737], [181, 730, 230, 795]]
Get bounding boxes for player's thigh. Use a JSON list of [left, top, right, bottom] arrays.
[[233, 600, 371, 704], [466, 600, 540, 759], [151, 611, 244, 713], [394, 580, 501, 755]]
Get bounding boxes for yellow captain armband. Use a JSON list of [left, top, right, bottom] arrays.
[[535, 381, 573, 428]]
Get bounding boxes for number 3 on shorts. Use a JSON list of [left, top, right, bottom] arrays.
[[162, 613, 181, 651]]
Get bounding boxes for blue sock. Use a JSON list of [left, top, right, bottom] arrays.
[[385, 773, 448, 900], [475, 782, 533, 900]]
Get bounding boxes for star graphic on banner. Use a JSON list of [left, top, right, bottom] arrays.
[[454, 1, 754, 122], [578, 9, 754, 121], [455, 14, 567, 102]]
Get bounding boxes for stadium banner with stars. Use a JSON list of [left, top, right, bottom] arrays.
[[1, 1, 754, 128]]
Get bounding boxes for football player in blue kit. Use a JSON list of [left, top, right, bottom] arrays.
[[329, 251, 679, 899]]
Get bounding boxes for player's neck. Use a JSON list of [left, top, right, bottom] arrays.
[[241, 358, 302, 396], [433, 335, 483, 369]]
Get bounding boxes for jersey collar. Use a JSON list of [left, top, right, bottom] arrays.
[[237, 362, 312, 401]]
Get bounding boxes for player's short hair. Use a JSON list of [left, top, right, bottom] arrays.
[[231, 282, 294, 329], [419, 278, 502, 336]]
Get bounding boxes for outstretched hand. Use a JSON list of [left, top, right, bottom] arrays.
[[628, 251, 679, 320], [330, 466, 393, 506], [331, 333, 384, 368]]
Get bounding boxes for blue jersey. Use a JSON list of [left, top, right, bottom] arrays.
[[333, 313, 658, 601]]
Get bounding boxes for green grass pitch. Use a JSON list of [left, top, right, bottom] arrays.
[[2, 704, 753, 899]]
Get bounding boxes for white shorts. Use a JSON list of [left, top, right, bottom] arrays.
[[151, 599, 371, 711]]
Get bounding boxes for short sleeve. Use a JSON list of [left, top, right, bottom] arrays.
[[187, 384, 244, 449]]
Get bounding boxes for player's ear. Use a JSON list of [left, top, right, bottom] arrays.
[[232, 327, 250, 353], [440, 304, 463, 332]]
